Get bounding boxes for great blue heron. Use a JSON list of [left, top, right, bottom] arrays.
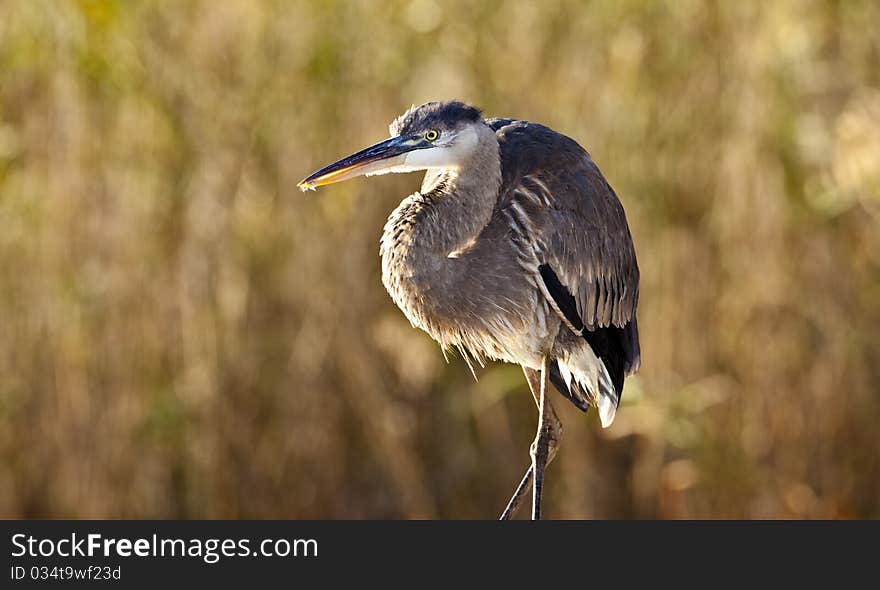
[[299, 101, 640, 520]]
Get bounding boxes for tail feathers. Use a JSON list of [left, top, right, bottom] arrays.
[[551, 343, 619, 428], [548, 360, 589, 412]]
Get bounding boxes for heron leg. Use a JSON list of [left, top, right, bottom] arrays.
[[499, 464, 533, 520], [531, 356, 553, 519], [499, 359, 562, 520]]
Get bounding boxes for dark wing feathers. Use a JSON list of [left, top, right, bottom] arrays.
[[541, 264, 640, 400], [490, 118, 641, 398], [538, 263, 583, 332]]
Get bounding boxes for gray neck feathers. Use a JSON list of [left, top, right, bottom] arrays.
[[380, 124, 501, 320], [387, 125, 500, 262]]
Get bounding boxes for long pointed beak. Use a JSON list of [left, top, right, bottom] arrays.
[[298, 135, 427, 191]]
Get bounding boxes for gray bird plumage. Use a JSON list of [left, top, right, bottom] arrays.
[[299, 101, 640, 519], [379, 105, 639, 424]]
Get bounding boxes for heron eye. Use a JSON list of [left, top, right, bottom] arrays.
[[424, 129, 439, 141]]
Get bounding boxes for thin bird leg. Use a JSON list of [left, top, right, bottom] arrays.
[[531, 356, 552, 519], [499, 361, 562, 520], [499, 465, 532, 520]]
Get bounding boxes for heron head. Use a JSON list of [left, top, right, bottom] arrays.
[[298, 101, 484, 191]]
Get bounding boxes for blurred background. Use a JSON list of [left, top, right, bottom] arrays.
[[0, 0, 878, 519]]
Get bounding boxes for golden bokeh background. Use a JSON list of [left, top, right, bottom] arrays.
[[1, 0, 878, 518]]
